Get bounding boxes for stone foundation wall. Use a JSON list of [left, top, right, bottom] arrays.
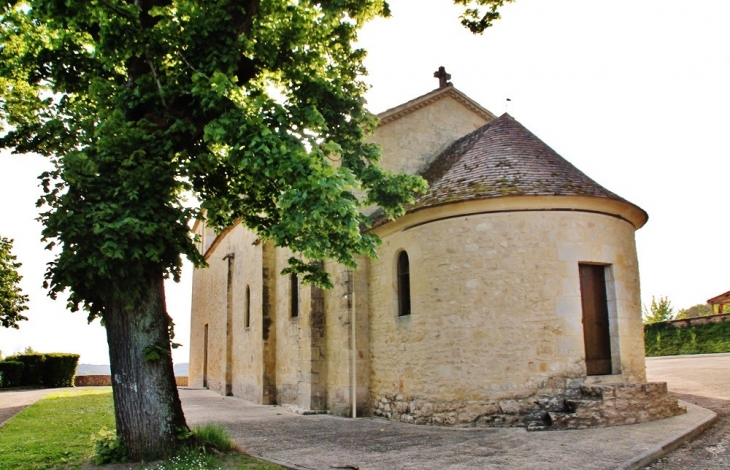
[[548, 382, 686, 430], [75, 375, 188, 387], [373, 376, 583, 427], [374, 381, 685, 430]]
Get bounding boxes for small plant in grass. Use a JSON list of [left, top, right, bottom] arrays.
[[144, 448, 284, 470], [144, 425, 235, 470], [145, 447, 222, 470], [192, 424, 234, 452], [91, 426, 127, 464]]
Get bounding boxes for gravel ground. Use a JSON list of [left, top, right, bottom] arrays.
[[644, 353, 730, 470]]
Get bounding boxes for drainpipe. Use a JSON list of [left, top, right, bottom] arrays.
[[351, 273, 357, 419]]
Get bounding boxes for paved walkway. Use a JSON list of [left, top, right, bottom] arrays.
[[182, 391, 713, 470], [646, 353, 729, 401], [644, 353, 730, 470], [0, 387, 67, 426], [1, 357, 724, 470]]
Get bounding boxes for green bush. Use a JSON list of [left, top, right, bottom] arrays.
[[42, 353, 79, 387], [0, 361, 24, 388], [3, 353, 79, 388], [645, 321, 730, 357], [91, 427, 127, 465], [7, 354, 45, 386]]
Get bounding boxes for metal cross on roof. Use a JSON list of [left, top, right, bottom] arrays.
[[434, 66, 451, 88]]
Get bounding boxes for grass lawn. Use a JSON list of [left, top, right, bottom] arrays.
[[0, 388, 115, 469], [0, 387, 282, 469]]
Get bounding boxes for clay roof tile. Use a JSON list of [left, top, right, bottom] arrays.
[[412, 113, 630, 211]]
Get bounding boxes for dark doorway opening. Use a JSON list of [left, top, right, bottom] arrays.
[[579, 264, 613, 375]]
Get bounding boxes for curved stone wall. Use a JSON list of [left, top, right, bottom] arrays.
[[368, 203, 646, 424]]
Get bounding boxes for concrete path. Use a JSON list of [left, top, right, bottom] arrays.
[[0, 387, 66, 426], [1, 356, 724, 470], [646, 353, 729, 401], [645, 353, 730, 470], [182, 390, 713, 470]]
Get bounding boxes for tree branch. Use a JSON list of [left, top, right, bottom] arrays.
[[100, 0, 137, 22], [146, 53, 168, 109]]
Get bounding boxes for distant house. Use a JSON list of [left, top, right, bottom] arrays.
[[707, 290, 730, 314]]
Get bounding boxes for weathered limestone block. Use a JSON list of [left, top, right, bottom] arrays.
[[547, 382, 685, 430]]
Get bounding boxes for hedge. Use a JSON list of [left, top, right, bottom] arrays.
[[8, 354, 45, 386], [645, 321, 730, 357], [0, 361, 24, 388], [1, 353, 79, 388], [42, 354, 80, 387]]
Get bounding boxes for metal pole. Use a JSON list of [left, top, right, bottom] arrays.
[[351, 275, 357, 419]]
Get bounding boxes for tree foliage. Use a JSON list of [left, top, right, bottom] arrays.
[[643, 295, 675, 324], [453, 0, 514, 33], [0, 236, 28, 329], [0, 0, 429, 320], [0, 0, 514, 325], [675, 303, 714, 319]]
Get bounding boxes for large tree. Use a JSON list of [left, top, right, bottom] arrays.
[[0, 0, 510, 461], [0, 236, 28, 328]]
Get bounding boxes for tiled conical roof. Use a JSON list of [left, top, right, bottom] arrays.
[[411, 113, 634, 211]]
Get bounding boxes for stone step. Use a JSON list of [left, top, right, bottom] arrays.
[[539, 381, 685, 431], [547, 410, 606, 430]]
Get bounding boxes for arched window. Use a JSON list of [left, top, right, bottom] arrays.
[[291, 273, 299, 317], [397, 251, 411, 317], [244, 285, 251, 328]]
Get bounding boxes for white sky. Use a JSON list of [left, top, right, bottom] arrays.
[[0, 0, 728, 364]]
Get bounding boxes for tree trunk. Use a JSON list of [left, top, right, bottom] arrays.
[[104, 271, 188, 461]]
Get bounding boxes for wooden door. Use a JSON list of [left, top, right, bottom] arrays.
[[579, 264, 612, 375]]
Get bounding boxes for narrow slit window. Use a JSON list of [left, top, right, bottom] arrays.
[[397, 251, 411, 317], [244, 285, 251, 328], [291, 274, 299, 317]]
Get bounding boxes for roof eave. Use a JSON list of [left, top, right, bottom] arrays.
[[707, 290, 730, 305], [376, 84, 497, 127]]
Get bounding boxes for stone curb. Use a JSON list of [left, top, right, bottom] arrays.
[[645, 352, 730, 360], [248, 453, 313, 470], [615, 401, 717, 470], [234, 445, 313, 470]]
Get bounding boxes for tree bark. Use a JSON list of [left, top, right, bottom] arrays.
[[104, 271, 188, 461]]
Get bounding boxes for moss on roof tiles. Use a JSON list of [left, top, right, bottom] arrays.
[[410, 113, 629, 211]]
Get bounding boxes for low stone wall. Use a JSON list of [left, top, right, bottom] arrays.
[[74, 375, 111, 386], [548, 382, 686, 430], [373, 380, 685, 430], [74, 375, 189, 387], [373, 376, 584, 427], [664, 313, 730, 328]]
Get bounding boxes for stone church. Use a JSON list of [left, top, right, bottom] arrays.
[[188, 72, 683, 429]]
